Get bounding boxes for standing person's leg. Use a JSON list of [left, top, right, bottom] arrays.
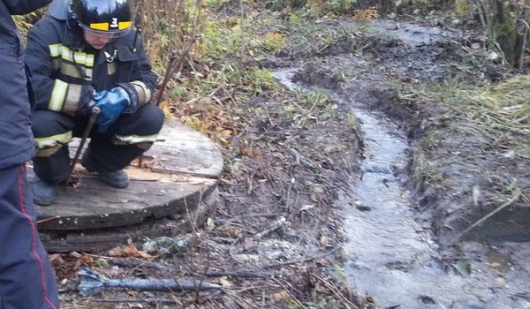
[[0, 164, 60, 309]]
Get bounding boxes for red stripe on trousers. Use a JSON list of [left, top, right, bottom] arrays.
[[16, 165, 57, 309]]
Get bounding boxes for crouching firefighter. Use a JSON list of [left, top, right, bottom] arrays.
[[24, 0, 165, 206]]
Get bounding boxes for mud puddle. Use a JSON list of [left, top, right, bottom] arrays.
[[273, 68, 530, 309], [366, 19, 462, 46]]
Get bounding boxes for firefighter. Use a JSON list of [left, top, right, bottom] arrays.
[[25, 0, 165, 206], [0, 0, 61, 307]]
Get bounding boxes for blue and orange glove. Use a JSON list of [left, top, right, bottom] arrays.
[[93, 87, 130, 133]]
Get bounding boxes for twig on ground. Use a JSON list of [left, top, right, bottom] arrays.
[[224, 289, 263, 309], [252, 216, 286, 240], [110, 258, 168, 271], [37, 216, 61, 224], [310, 272, 356, 307], [285, 178, 293, 214], [517, 19, 529, 71], [262, 247, 339, 269], [270, 277, 305, 308], [214, 212, 285, 226], [191, 271, 274, 279], [261, 290, 266, 308], [459, 187, 521, 237], [287, 147, 314, 168], [91, 298, 179, 304], [470, 0, 487, 29]]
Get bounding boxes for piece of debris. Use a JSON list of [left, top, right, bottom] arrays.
[[252, 216, 286, 240], [77, 268, 222, 297], [141, 234, 199, 256]]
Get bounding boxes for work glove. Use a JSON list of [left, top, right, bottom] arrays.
[[117, 82, 141, 113], [93, 87, 131, 133]]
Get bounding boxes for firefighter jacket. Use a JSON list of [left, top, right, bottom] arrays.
[[25, 14, 158, 150], [25, 15, 156, 115], [0, 0, 52, 169]]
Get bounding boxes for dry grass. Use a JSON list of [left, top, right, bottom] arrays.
[[408, 74, 530, 158]]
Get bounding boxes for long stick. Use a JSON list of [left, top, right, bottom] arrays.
[[155, 50, 178, 106], [155, 35, 198, 107], [66, 106, 100, 185]]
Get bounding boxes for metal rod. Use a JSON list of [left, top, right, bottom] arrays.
[[155, 50, 177, 107], [77, 268, 222, 297], [66, 106, 100, 185]]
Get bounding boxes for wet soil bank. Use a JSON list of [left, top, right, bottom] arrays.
[[275, 18, 530, 309]]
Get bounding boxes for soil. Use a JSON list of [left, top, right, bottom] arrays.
[[55, 10, 530, 309]]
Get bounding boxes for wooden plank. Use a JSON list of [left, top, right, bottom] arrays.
[[34, 120, 223, 232]]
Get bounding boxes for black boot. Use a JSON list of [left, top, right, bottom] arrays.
[[31, 178, 57, 206], [81, 150, 129, 188], [32, 146, 70, 206]]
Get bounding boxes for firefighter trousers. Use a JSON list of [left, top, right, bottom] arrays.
[[0, 164, 60, 309], [32, 104, 164, 183]]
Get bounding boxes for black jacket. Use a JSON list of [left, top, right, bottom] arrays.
[[25, 14, 156, 116], [0, 0, 52, 168]]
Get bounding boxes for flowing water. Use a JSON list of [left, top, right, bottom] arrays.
[[273, 67, 530, 309]]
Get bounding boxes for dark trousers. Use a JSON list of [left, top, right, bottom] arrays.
[[32, 104, 164, 183], [0, 164, 60, 309]]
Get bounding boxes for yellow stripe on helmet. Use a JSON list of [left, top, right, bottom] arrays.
[[89, 21, 131, 31], [119, 21, 131, 30], [89, 22, 109, 31]]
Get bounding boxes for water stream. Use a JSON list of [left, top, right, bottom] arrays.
[[273, 69, 530, 309]]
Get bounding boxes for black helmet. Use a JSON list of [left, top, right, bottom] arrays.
[[70, 0, 132, 37]]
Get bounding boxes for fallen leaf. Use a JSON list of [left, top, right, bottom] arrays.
[[299, 204, 315, 212], [49, 253, 64, 264], [95, 258, 109, 267], [319, 235, 328, 246], [219, 277, 232, 287], [244, 237, 255, 251], [73, 254, 94, 270], [273, 290, 290, 301], [108, 243, 154, 259], [206, 217, 215, 231]]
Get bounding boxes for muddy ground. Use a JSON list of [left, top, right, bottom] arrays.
[[54, 11, 530, 309]]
